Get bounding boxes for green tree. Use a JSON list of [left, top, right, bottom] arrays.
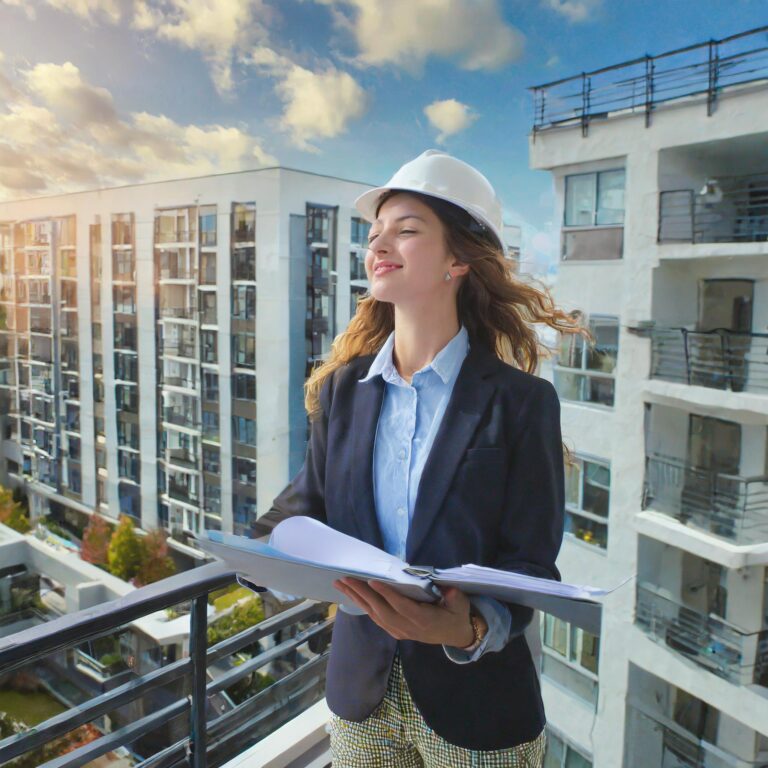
[[0, 485, 30, 534], [107, 516, 143, 581], [207, 597, 265, 647], [81, 515, 112, 567], [134, 529, 176, 587]]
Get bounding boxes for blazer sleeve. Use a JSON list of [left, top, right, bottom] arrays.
[[250, 372, 333, 539], [496, 379, 565, 583]]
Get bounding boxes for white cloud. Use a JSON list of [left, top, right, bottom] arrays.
[[423, 98, 477, 143], [0, 0, 36, 20], [132, 0, 273, 94], [44, 0, 123, 23], [0, 61, 276, 200], [318, 0, 524, 72], [542, 0, 603, 23], [248, 46, 368, 151]]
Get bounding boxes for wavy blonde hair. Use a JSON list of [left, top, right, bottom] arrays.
[[305, 191, 592, 460]]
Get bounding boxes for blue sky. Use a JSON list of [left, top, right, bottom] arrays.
[[0, 0, 764, 269]]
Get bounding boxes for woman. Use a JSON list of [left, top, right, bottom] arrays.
[[258, 150, 586, 767]]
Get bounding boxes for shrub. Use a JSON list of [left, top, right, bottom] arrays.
[[107, 517, 143, 581]]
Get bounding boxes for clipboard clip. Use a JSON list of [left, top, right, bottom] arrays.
[[403, 565, 437, 578]]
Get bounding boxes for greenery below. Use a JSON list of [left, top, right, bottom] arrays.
[[207, 597, 265, 648], [0, 690, 65, 725]]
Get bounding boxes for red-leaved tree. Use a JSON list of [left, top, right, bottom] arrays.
[[134, 529, 177, 587], [80, 515, 111, 567]]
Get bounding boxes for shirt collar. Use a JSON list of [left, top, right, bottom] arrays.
[[358, 325, 469, 385]]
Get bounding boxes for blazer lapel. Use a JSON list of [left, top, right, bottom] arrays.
[[350, 372, 386, 549], [406, 344, 500, 562]]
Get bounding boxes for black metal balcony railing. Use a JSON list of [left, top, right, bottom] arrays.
[[625, 705, 765, 768], [659, 178, 768, 244], [531, 25, 768, 136], [0, 564, 333, 768], [643, 453, 768, 545], [633, 326, 768, 394], [635, 585, 768, 685]]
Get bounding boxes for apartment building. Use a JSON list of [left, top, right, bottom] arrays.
[[0, 168, 377, 539], [531, 27, 768, 768]]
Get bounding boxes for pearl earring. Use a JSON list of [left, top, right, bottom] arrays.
[[444, 272, 452, 282]]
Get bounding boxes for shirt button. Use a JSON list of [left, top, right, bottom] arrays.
[[397, 507, 406, 517]]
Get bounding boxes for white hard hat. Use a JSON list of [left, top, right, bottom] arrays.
[[354, 149, 505, 250]]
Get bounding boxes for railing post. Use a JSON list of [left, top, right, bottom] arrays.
[[682, 329, 691, 385], [580, 73, 591, 137], [707, 39, 719, 116], [644, 54, 654, 127], [189, 594, 208, 768]]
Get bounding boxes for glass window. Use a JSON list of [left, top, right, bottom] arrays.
[[596, 170, 625, 225], [351, 216, 370, 246], [564, 456, 610, 549], [202, 371, 219, 402], [564, 170, 624, 227], [200, 205, 217, 247], [232, 285, 256, 320], [232, 203, 255, 243], [233, 416, 256, 446], [232, 246, 256, 281], [233, 457, 257, 484], [201, 330, 217, 364], [555, 316, 618, 407], [203, 446, 220, 473], [233, 333, 255, 368], [233, 372, 256, 400], [113, 285, 135, 314]]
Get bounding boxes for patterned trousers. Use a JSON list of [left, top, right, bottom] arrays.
[[329, 653, 546, 767]]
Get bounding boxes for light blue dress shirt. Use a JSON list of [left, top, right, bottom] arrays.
[[358, 325, 512, 663]]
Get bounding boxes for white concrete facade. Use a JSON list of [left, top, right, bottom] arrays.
[[0, 167, 374, 538], [531, 82, 768, 765]]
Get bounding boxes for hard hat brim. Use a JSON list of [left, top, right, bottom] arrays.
[[354, 186, 504, 251]]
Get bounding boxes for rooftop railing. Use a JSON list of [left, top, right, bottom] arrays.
[[0, 562, 333, 768], [635, 585, 768, 686], [630, 325, 768, 394], [530, 25, 768, 136], [643, 453, 768, 545]]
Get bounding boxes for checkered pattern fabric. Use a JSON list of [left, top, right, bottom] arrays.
[[329, 653, 546, 767]]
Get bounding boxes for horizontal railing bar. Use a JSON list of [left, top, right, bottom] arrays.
[[530, 25, 768, 90], [207, 653, 329, 746], [37, 699, 189, 768], [0, 598, 330, 765], [206, 600, 322, 665], [0, 655, 192, 761], [0, 561, 234, 673], [207, 617, 333, 695]]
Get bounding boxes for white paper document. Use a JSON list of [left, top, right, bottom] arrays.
[[196, 516, 622, 633]]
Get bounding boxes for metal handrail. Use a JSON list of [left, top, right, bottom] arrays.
[[531, 25, 768, 134], [0, 562, 333, 767]]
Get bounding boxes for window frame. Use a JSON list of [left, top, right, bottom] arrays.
[[553, 314, 619, 408], [565, 454, 610, 551], [563, 168, 626, 229]]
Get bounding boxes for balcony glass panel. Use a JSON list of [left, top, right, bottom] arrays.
[[635, 585, 768, 686], [659, 174, 768, 244], [644, 453, 768, 545], [640, 326, 768, 394]]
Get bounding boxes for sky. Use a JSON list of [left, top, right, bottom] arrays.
[[0, 0, 764, 271]]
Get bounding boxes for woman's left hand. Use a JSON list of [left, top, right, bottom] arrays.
[[333, 577, 476, 647]]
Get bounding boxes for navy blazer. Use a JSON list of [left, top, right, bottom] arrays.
[[255, 340, 565, 750]]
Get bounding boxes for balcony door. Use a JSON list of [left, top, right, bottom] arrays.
[[682, 415, 741, 538], [694, 279, 753, 391]]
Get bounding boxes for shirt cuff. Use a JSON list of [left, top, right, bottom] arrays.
[[442, 596, 513, 664]]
